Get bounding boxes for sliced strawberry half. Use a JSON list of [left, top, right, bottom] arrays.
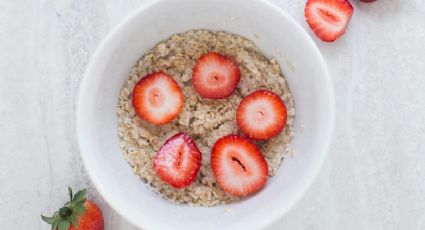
[[305, 0, 354, 42], [211, 134, 268, 196], [154, 133, 202, 188], [192, 52, 241, 99], [236, 90, 287, 140], [132, 71, 184, 125]]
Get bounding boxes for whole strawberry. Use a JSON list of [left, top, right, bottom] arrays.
[[41, 187, 104, 230]]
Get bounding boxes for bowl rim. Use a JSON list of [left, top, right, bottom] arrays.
[[77, 0, 335, 229]]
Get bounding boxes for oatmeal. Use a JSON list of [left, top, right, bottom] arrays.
[[117, 30, 295, 206]]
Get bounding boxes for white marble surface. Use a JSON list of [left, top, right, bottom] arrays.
[[1, 0, 425, 229]]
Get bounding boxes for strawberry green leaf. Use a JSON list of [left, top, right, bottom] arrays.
[[74, 196, 86, 204], [41, 215, 56, 224], [75, 203, 85, 215], [70, 214, 78, 228], [68, 187, 73, 201], [72, 189, 87, 203], [52, 219, 60, 230], [58, 220, 70, 230]]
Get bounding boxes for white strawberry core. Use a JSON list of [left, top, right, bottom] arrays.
[[199, 61, 232, 89], [311, 2, 347, 32], [244, 98, 277, 133], [143, 77, 181, 116], [147, 88, 164, 106], [219, 144, 264, 192], [154, 135, 200, 185], [157, 139, 192, 178]]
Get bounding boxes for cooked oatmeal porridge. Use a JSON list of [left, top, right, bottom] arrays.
[[117, 30, 295, 206]]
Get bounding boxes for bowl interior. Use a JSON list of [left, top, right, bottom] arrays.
[[77, 0, 334, 229]]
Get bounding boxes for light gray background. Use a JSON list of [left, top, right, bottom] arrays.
[[1, 0, 424, 229]]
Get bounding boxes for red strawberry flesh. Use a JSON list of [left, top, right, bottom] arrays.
[[192, 52, 241, 99], [211, 134, 268, 196], [236, 90, 287, 140], [305, 0, 354, 42], [132, 71, 183, 125], [70, 200, 104, 230], [154, 133, 202, 188]]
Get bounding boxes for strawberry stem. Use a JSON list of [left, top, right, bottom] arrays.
[[59, 207, 72, 218], [68, 186, 73, 201]]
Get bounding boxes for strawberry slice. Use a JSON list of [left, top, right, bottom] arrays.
[[192, 52, 241, 99], [211, 134, 268, 196], [305, 0, 354, 42], [236, 90, 287, 140], [154, 133, 202, 188], [132, 71, 184, 125]]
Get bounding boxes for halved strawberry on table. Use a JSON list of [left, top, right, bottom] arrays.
[[236, 90, 287, 141], [192, 52, 241, 99], [154, 133, 202, 188], [211, 134, 268, 196], [305, 0, 354, 42], [132, 71, 184, 125]]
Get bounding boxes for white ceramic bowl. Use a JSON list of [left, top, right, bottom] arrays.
[[77, 0, 334, 229]]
